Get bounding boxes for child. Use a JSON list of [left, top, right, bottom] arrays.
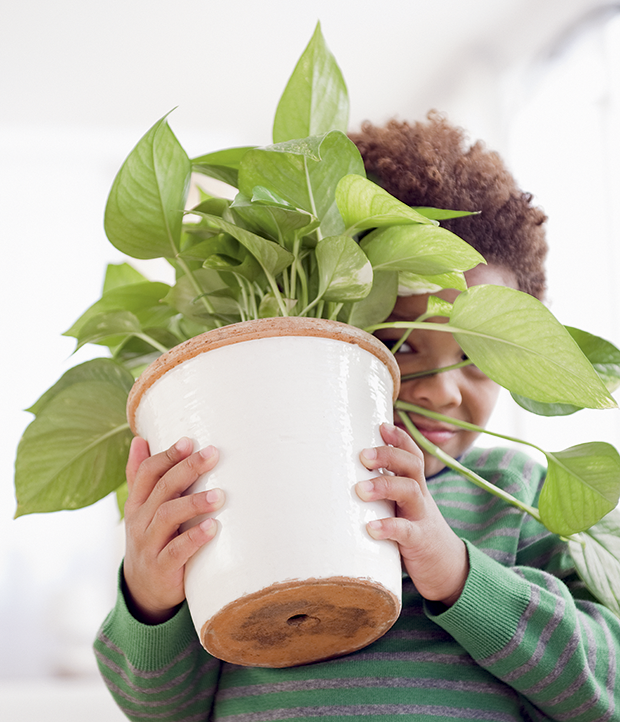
[[94, 114, 620, 721]]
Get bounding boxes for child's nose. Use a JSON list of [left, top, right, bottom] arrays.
[[400, 370, 463, 410]]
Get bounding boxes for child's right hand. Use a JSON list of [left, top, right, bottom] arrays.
[[122, 436, 224, 625]]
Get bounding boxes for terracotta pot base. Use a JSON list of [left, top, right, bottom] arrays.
[[202, 576, 400, 668]]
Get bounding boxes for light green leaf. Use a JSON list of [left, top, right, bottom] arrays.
[[566, 326, 620, 392], [192, 212, 294, 277], [15, 370, 133, 516], [191, 146, 254, 187], [273, 21, 349, 143], [116, 482, 129, 519], [426, 296, 453, 318], [164, 269, 240, 326], [316, 235, 373, 302], [258, 294, 297, 318], [361, 224, 485, 275], [568, 508, 620, 617], [104, 112, 191, 259], [412, 207, 480, 221], [103, 263, 148, 293], [238, 130, 365, 238], [26, 359, 135, 416], [538, 443, 620, 535], [64, 282, 172, 339], [398, 270, 467, 294], [75, 310, 143, 351], [511, 326, 620, 416], [251, 186, 297, 210], [346, 271, 398, 328], [448, 285, 617, 409], [336, 175, 435, 232]]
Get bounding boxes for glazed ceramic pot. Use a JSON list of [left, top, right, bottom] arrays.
[[127, 317, 402, 667]]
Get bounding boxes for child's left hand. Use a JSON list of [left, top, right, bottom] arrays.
[[357, 423, 469, 608]]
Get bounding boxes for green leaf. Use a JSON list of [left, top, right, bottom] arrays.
[[538, 443, 620, 535], [15, 362, 134, 516], [258, 294, 297, 318], [448, 285, 617, 410], [26, 358, 135, 416], [566, 326, 620, 392], [336, 175, 435, 232], [238, 130, 365, 238], [412, 207, 480, 221], [231, 192, 317, 249], [75, 310, 143, 351], [345, 270, 398, 328], [64, 282, 172, 339], [191, 146, 254, 187], [398, 270, 467, 294], [164, 269, 240, 326], [103, 263, 148, 293], [361, 224, 485, 275], [426, 296, 453, 318], [116, 482, 129, 519], [568, 508, 620, 617], [104, 112, 191, 259], [192, 212, 294, 278], [250, 186, 298, 210], [273, 22, 349, 143], [316, 235, 373, 302], [511, 326, 620, 416]]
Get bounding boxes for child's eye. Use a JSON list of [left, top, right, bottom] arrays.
[[380, 338, 415, 354]]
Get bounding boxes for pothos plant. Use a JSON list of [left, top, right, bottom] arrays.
[[14, 23, 620, 616]]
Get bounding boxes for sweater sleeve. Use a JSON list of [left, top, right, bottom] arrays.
[[94, 565, 221, 722], [427, 526, 619, 721]]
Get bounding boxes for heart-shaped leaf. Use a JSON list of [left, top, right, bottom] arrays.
[[538, 443, 620, 535], [343, 270, 398, 328], [273, 21, 349, 143], [316, 235, 373, 302], [361, 224, 485, 275], [192, 213, 293, 278], [336, 175, 435, 232], [568, 509, 620, 617], [448, 285, 617, 410], [15, 361, 134, 516], [191, 146, 254, 187], [238, 130, 365, 238], [104, 112, 191, 259]]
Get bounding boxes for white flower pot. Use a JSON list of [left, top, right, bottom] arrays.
[[127, 317, 402, 667]]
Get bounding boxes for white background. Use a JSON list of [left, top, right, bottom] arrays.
[[1, 1, 619, 719]]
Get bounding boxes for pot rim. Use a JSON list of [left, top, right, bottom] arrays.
[[127, 317, 400, 433]]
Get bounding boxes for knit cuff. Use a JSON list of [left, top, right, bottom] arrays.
[[425, 539, 532, 660], [98, 563, 199, 672]]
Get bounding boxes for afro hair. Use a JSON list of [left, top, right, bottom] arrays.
[[349, 112, 548, 299]]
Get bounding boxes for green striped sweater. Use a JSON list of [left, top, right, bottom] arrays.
[[95, 447, 619, 721]]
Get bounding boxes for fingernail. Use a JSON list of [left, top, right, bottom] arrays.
[[367, 520, 383, 538], [361, 447, 377, 460], [382, 423, 396, 433], [357, 480, 374, 497], [175, 437, 192, 453], [200, 518, 216, 534], [200, 445, 216, 460], [206, 488, 222, 504]]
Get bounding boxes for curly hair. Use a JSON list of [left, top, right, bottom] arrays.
[[349, 112, 548, 299]]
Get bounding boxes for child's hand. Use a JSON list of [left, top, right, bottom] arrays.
[[357, 423, 469, 608], [122, 436, 224, 624]]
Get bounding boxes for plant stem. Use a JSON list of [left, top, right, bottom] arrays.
[[401, 360, 473, 382], [396, 409, 542, 522], [175, 257, 219, 322]]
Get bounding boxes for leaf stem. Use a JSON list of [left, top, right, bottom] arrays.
[[396, 409, 542, 522]]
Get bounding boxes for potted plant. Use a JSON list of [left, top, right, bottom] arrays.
[[14, 23, 620, 664]]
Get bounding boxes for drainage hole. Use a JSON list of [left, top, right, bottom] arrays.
[[287, 614, 319, 627]]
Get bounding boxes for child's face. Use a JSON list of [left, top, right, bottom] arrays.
[[376, 263, 518, 477]]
